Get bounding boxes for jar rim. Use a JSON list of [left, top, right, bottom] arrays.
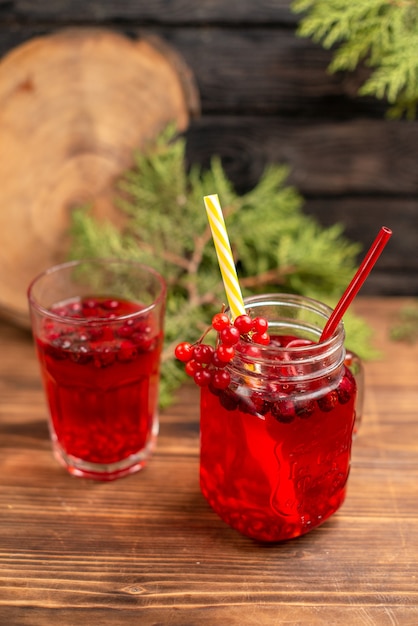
[[225, 292, 345, 369]]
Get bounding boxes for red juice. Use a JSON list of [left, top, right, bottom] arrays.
[[35, 296, 163, 478], [200, 333, 357, 542]]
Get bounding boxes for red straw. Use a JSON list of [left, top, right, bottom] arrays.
[[320, 226, 392, 342]]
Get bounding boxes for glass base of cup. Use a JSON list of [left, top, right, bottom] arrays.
[[51, 422, 158, 481]]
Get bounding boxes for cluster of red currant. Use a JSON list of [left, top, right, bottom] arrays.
[[174, 311, 270, 390]]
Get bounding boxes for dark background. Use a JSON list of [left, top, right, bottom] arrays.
[[1, 0, 416, 295]]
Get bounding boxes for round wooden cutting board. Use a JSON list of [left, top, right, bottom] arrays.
[[0, 28, 199, 327]]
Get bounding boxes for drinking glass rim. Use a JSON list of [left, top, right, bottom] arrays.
[[27, 258, 167, 323]]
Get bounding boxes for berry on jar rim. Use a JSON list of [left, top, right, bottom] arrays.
[[252, 331, 270, 346], [211, 352, 228, 368], [236, 343, 261, 360], [185, 359, 202, 377], [174, 341, 194, 362], [252, 316, 269, 334], [211, 369, 231, 390], [216, 344, 235, 363], [212, 312, 230, 331], [193, 368, 212, 387], [193, 343, 214, 365], [219, 325, 240, 346], [175, 307, 271, 394], [233, 314, 253, 334]]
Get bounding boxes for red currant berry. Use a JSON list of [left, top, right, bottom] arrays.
[[93, 346, 116, 368], [236, 343, 261, 360], [174, 341, 194, 362], [86, 325, 104, 342], [271, 396, 296, 423], [212, 312, 230, 331], [211, 369, 231, 390], [117, 321, 135, 338], [118, 340, 138, 362], [216, 344, 235, 363], [252, 316, 269, 334], [82, 298, 100, 317], [252, 331, 270, 346], [211, 352, 228, 368], [185, 359, 202, 377], [70, 344, 92, 365], [82, 297, 99, 309], [194, 368, 212, 387], [295, 398, 316, 419], [219, 389, 239, 411], [219, 325, 240, 346], [337, 369, 356, 404], [243, 390, 270, 416], [101, 299, 120, 310], [233, 314, 253, 334], [317, 390, 339, 412], [193, 343, 214, 365], [132, 331, 154, 352]]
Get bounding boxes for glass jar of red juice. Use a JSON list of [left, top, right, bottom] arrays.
[[200, 294, 358, 542], [28, 259, 166, 480]]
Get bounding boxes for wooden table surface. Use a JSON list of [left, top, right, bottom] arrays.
[[1, 297, 418, 625]]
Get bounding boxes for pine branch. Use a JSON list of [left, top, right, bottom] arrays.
[[292, 0, 418, 118], [240, 267, 296, 289], [69, 127, 377, 406]]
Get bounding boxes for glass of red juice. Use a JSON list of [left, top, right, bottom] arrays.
[[200, 293, 358, 542], [28, 258, 166, 480]]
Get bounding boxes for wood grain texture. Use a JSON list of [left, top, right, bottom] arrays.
[[6, 1, 298, 25], [0, 28, 198, 326], [185, 118, 418, 295], [1, 297, 418, 624], [0, 1, 416, 297], [0, 25, 376, 117], [185, 117, 418, 195]]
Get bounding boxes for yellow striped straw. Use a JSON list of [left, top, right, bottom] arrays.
[[204, 194, 246, 320]]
